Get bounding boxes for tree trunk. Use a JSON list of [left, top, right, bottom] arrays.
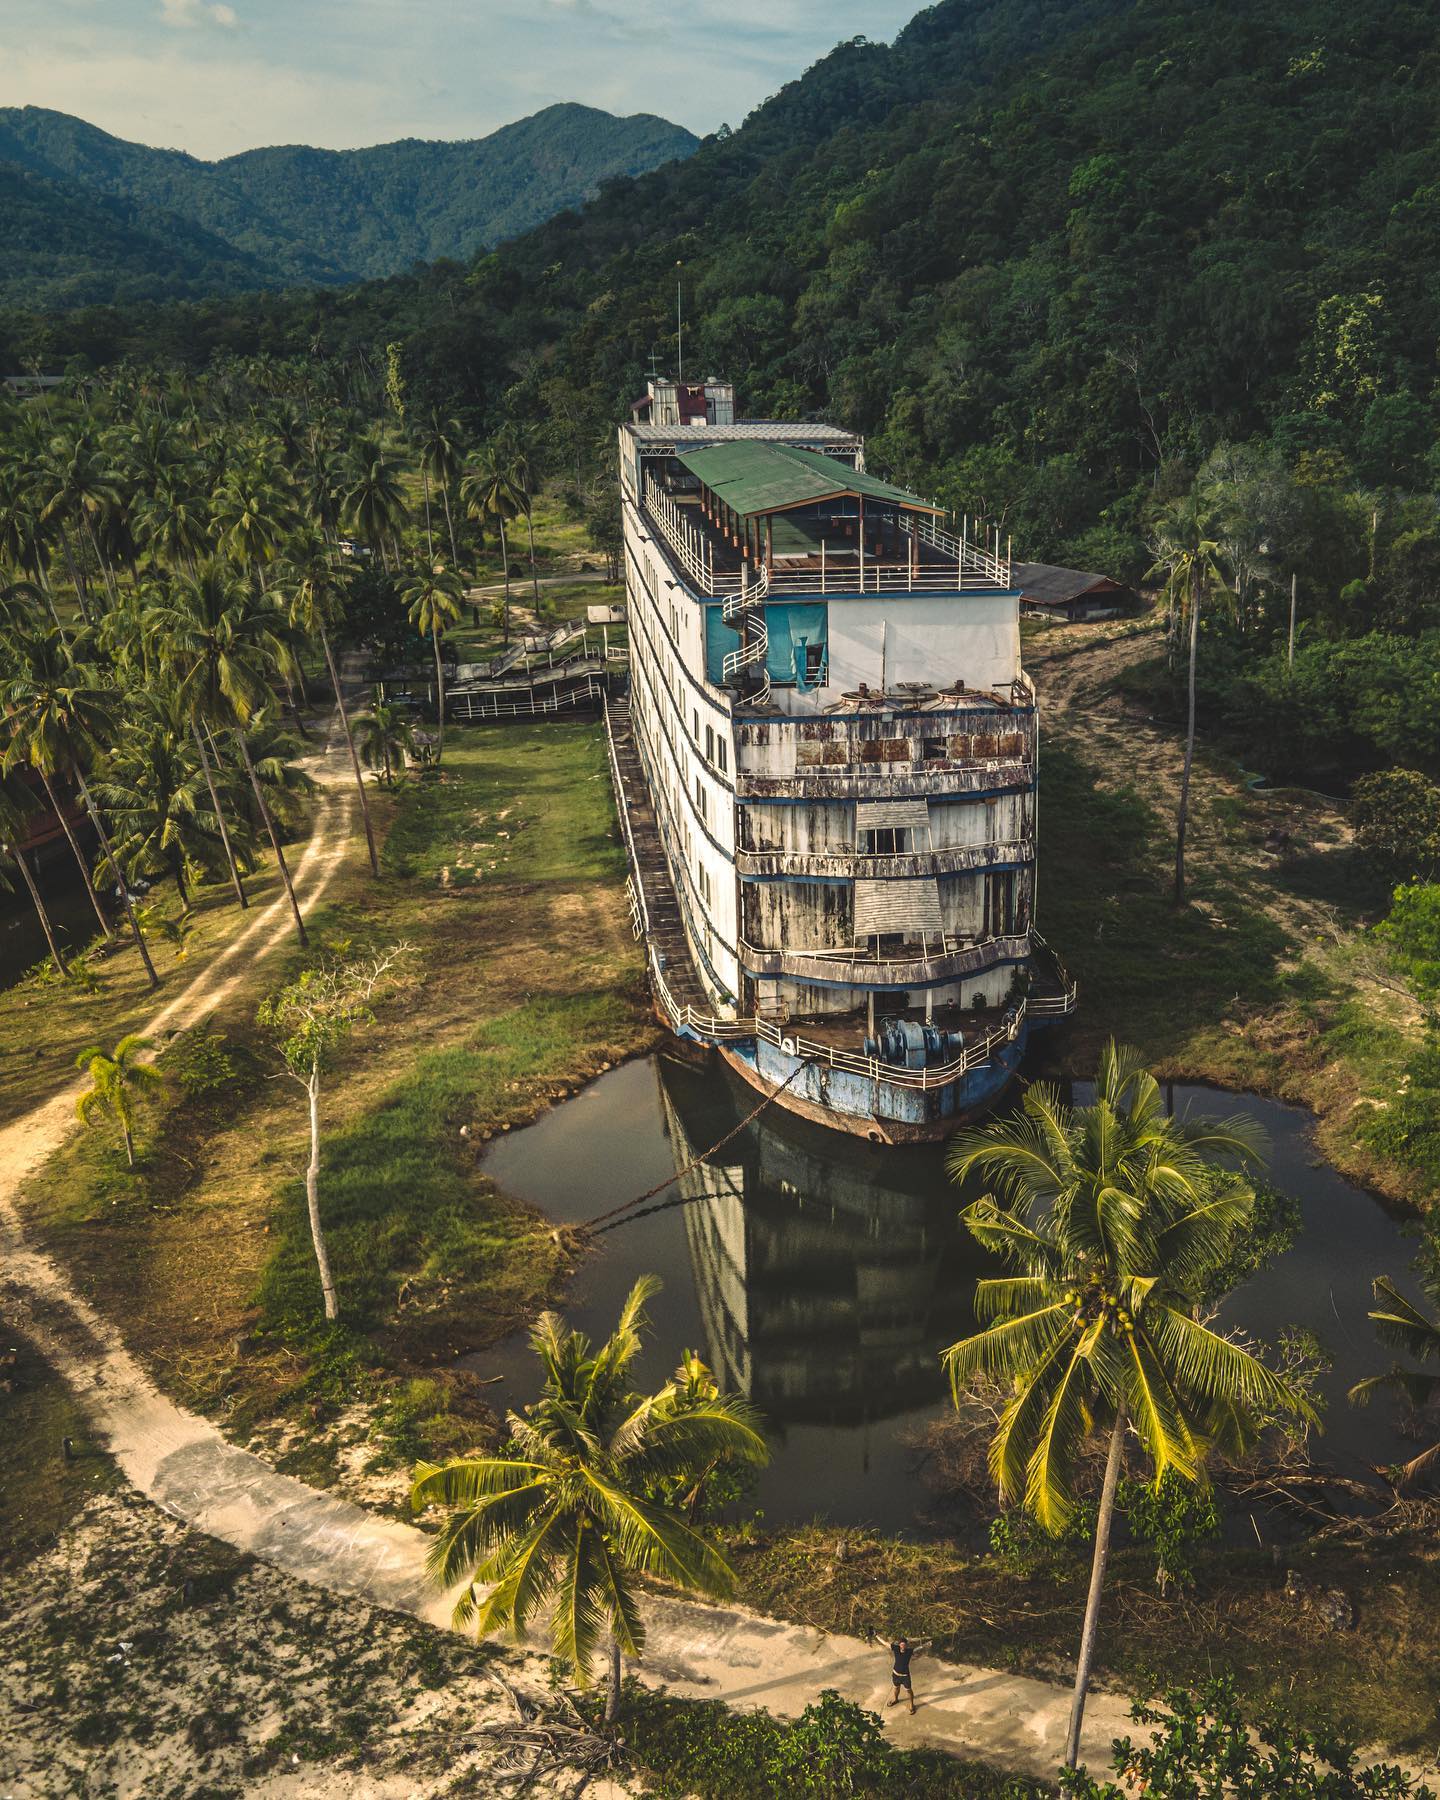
[[441, 480, 459, 568], [498, 516, 511, 644], [320, 626, 379, 876], [57, 526, 93, 625], [38, 767, 111, 938], [122, 1119, 135, 1168], [77, 770, 159, 989], [525, 498, 540, 610], [236, 730, 308, 947], [604, 1635, 622, 1726], [306, 1061, 340, 1321], [421, 466, 435, 564], [1174, 583, 1200, 906], [191, 721, 248, 908], [1062, 1410, 1126, 1781], [431, 623, 445, 766], [7, 841, 67, 975]]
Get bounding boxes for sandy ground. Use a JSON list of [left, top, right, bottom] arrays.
[[0, 1492, 636, 1800]]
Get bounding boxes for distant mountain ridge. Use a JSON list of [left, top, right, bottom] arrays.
[[0, 102, 699, 309]]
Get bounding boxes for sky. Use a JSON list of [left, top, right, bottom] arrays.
[[0, 0, 924, 159]]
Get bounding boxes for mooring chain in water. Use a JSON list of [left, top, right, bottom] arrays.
[[576, 1058, 811, 1232]]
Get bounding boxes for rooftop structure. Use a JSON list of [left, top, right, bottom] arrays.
[[606, 386, 1073, 1141]]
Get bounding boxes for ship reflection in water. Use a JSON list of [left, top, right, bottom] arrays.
[[663, 1055, 983, 1436], [481, 1051, 986, 1531], [479, 1050, 1425, 1531]]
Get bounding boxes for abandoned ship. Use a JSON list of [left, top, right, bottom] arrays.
[[604, 377, 1075, 1142]]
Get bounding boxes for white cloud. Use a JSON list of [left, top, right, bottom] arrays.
[[158, 0, 237, 28]]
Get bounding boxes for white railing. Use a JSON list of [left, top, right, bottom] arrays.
[[448, 677, 604, 721], [643, 478, 1013, 598]]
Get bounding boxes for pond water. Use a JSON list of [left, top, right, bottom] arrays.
[[475, 1052, 1428, 1535]]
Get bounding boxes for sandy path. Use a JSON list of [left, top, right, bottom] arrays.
[[0, 698, 1137, 1784]]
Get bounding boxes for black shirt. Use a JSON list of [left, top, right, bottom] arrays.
[[891, 1642, 914, 1676]]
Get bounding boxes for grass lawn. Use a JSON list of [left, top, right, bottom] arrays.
[[16, 722, 654, 1462]]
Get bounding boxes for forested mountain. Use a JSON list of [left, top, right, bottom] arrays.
[[0, 104, 698, 309], [11, 0, 1436, 565]]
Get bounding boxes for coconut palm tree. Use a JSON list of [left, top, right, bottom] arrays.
[[279, 532, 379, 875], [419, 411, 464, 568], [75, 1033, 165, 1167], [37, 428, 125, 619], [340, 436, 407, 570], [351, 689, 416, 787], [0, 770, 68, 976], [90, 688, 231, 910], [497, 423, 544, 612], [151, 561, 310, 945], [943, 1043, 1316, 1782], [1350, 1277, 1440, 1490], [2, 629, 160, 986], [1148, 495, 1233, 905], [460, 448, 523, 641], [401, 567, 463, 766], [411, 1277, 768, 1724]]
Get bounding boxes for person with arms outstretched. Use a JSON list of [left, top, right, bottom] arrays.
[[888, 1635, 928, 1714]]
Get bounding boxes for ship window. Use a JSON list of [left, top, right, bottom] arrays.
[[985, 870, 1017, 937], [923, 736, 947, 762], [705, 723, 715, 764], [861, 827, 911, 856], [717, 737, 727, 774]]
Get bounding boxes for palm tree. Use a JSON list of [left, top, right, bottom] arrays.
[[0, 770, 68, 976], [75, 1034, 164, 1167], [280, 533, 379, 876], [1350, 1277, 1440, 1490], [151, 561, 310, 945], [419, 411, 464, 568], [90, 688, 231, 910], [943, 1043, 1315, 1781], [460, 448, 523, 641], [411, 1278, 768, 1724], [402, 567, 463, 766], [498, 423, 544, 613], [1148, 495, 1232, 905], [2, 630, 160, 986], [339, 436, 407, 570], [351, 689, 416, 787], [37, 428, 125, 619]]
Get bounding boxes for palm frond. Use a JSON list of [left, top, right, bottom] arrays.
[[942, 1298, 1075, 1400], [1367, 1277, 1440, 1366], [578, 1470, 737, 1599]]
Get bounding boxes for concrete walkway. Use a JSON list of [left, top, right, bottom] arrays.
[[0, 709, 1130, 1787]]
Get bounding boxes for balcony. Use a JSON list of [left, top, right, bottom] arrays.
[[640, 479, 1011, 599], [738, 930, 1032, 987], [735, 840, 1033, 879]]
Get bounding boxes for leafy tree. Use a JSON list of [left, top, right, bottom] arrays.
[[1067, 1680, 1435, 1798], [75, 1033, 164, 1167], [943, 1042, 1315, 1781], [410, 1276, 768, 1724], [1376, 884, 1440, 1004], [1353, 772, 1440, 880], [257, 946, 413, 1321]]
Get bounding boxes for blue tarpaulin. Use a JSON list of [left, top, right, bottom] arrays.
[[704, 601, 828, 688]]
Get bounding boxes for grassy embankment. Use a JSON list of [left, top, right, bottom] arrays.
[[1028, 622, 1432, 1211], [10, 721, 653, 1505]]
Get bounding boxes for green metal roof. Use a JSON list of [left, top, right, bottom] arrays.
[[674, 441, 942, 518]]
